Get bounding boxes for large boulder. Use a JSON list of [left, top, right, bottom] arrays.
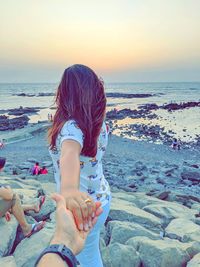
[[0, 217, 18, 256], [14, 222, 54, 267], [26, 196, 56, 221], [187, 253, 200, 266], [166, 218, 200, 242], [143, 202, 197, 222], [126, 236, 200, 267], [0, 256, 17, 267], [107, 220, 159, 245], [109, 197, 162, 232], [112, 192, 167, 209], [106, 243, 141, 267]]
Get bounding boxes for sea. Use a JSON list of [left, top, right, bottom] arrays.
[[0, 82, 200, 143]]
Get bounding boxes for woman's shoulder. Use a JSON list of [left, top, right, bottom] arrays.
[[61, 119, 81, 132], [59, 120, 84, 143]]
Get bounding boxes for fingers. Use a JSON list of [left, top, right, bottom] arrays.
[[72, 204, 84, 231], [95, 206, 103, 217]]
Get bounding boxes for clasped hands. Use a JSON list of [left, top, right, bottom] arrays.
[[51, 192, 103, 255], [61, 189, 101, 232]]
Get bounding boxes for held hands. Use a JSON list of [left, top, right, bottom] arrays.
[[51, 193, 103, 255], [61, 189, 97, 231]]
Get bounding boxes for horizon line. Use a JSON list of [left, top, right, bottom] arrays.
[[0, 81, 200, 84]]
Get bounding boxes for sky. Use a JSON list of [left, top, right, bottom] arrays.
[[0, 0, 200, 82]]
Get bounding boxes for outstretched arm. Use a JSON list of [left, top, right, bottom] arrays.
[[60, 140, 96, 232]]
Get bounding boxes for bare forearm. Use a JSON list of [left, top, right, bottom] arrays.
[[60, 153, 80, 193]]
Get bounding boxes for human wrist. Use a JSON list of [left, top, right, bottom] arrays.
[[35, 244, 77, 267], [50, 233, 78, 255], [61, 186, 78, 194]]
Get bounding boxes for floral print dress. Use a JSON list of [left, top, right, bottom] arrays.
[[49, 120, 111, 206]]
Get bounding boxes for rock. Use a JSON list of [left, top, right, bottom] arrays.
[[26, 196, 56, 221], [165, 218, 200, 242], [0, 256, 17, 267], [111, 192, 165, 209], [14, 222, 54, 267], [162, 101, 200, 111], [157, 191, 170, 200], [37, 93, 54, 97], [0, 217, 18, 256], [106, 93, 154, 98], [109, 197, 162, 232], [187, 253, 200, 266], [143, 202, 197, 222], [27, 158, 38, 163], [0, 115, 29, 131], [11, 167, 22, 175], [190, 164, 199, 169], [12, 216, 37, 252], [181, 171, 200, 183], [107, 221, 159, 244], [8, 107, 40, 116], [41, 161, 53, 167], [13, 93, 35, 97], [191, 203, 200, 212], [106, 243, 141, 267], [18, 162, 32, 170], [126, 236, 196, 267]]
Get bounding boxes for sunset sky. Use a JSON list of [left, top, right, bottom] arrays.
[[1, 0, 200, 82]]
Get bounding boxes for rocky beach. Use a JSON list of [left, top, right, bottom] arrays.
[[0, 116, 200, 266]]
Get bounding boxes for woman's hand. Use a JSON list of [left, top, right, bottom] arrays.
[[62, 189, 96, 231]]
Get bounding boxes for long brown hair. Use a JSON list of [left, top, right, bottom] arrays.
[[48, 64, 106, 157]]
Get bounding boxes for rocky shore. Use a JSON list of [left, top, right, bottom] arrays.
[[0, 125, 200, 266]]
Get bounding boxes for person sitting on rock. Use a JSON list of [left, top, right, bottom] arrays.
[[32, 162, 41, 175], [0, 157, 46, 237], [40, 166, 48, 175], [0, 157, 6, 170]]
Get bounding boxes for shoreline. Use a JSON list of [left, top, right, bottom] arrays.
[[0, 90, 199, 146]]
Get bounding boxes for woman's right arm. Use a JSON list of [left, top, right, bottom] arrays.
[[60, 140, 96, 231]]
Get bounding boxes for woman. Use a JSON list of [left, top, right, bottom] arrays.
[[48, 64, 111, 267]]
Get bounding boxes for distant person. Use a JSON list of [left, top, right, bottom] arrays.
[[31, 162, 41, 175], [0, 157, 6, 169], [106, 123, 112, 138], [113, 107, 118, 114], [0, 157, 46, 237], [40, 166, 48, 175], [50, 114, 53, 122], [0, 140, 4, 149], [172, 138, 178, 150], [48, 113, 51, 122], [177, 139, 181, 150]]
